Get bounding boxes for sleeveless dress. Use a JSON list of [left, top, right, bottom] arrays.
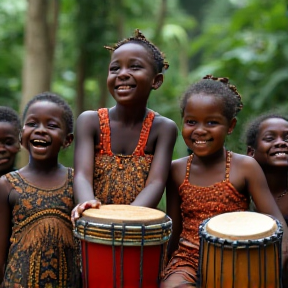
[[3, 169, 81, 288], [162, 151, 249, 284], [93, 108, 155, 204]]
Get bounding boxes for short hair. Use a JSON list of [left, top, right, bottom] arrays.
[[22, 92, 74, 134], [180, 75, 243, 121], [245, 113, 288, 148], [0, 106, 21, 133], [104, 29, 169, 74]]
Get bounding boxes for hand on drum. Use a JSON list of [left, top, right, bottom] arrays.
[[71, 199, 101, 227]]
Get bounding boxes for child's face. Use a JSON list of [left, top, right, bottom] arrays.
[[182, 94, 236, 157], [0, 122, 20, 175], [253, 118, 288, 167], [22, 101, 69, 161], [107, 42, 162, 106]]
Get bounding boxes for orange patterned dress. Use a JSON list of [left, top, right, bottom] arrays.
[[162, 151, 249, 285], [3, 169, 81, 288], [93, 108, 155, 204]]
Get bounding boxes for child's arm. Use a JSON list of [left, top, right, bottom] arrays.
[[166, 160, 184, 259], [72, 111, 101, 223], [0, 178, 12, 283], [132, 118, 178, 208]]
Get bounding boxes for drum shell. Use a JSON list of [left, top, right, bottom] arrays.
[[198, 215, 283, 288]]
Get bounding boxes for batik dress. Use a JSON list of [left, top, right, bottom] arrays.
[[93, 108, 156, 204], [3, 169, 81, 288]]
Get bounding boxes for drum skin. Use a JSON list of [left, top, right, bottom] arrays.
[[198, 212, 283, 288], [74, 205, 172, 288]]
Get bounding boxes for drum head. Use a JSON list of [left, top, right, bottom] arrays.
[[206, 211, 277, 240], [82, 204, 166, 225]]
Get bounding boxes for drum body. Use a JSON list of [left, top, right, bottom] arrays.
[[198, 212, 283, 288], [74, 205, 172, 288]]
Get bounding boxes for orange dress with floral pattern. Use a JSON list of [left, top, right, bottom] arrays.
[[3, 169, 81, 288], [162, 151, 249, 284], [93, 108, 155, 204]]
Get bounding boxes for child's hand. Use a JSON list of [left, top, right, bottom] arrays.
[[71, 199, 101, 227]]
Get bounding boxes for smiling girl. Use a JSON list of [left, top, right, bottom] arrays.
[[160, 75, 288, 287], [72, 29, 178, 222], [0, 93, 81, 287]]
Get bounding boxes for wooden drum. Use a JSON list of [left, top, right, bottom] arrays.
[[74, 205, 172, 288], [198, 211, 283, 288]]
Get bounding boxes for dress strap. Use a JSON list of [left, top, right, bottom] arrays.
[[133, 110, 155, 156], [184, 154, 194, 183], [225, 150, 232, 181], [98, 108, 113, 156]]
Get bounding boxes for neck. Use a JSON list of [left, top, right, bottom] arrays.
[[111, 104, 147, 124], [27, 157, 61, 174], [193, 148, 226, 166], [262, 167, 287, 196]]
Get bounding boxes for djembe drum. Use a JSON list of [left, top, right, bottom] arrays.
[[74, 205, 172, 288], [198, 211, 283, 288]]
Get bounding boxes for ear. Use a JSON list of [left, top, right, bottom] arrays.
[[247, 146, 255, 157], [152, 73, 164, 90], [227, 117, 237, 135], [62, 133, 74, 149]]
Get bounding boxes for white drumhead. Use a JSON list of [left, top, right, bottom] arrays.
[[82, 204, 166, 225], [206, 211, 277, 240]]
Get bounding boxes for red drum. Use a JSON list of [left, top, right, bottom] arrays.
[[74, 205, 172, 288], [198, 211, 283, 288]]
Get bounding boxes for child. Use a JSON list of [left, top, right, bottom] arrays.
[[0, 92, 81, 287], [72, 29, 178, 222], [0, 106, 21, 176], [160, 75, 288, 287], [245, 113, 288, 225]]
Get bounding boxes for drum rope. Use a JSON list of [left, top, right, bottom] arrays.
[[139, 225, 145, 288], [120, 224, 126, 288], [258, 245, 262, 288], [220, 242, 224, 288], [111, 224, 117, 288], [84, 222, 89, 288], [246, 245, 251, 288]]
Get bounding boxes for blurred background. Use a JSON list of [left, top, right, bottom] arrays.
[[0, 0, 287, 174]]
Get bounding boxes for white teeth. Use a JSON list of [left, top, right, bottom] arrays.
[[118, 85, 131, 90], [195, 141, 206, 144], [33, 140, 47, 143], [275, 152, 286, 156]]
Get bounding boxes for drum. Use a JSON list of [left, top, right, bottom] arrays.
[[198, 211, 283, 288], [74, 205, 172, 288]]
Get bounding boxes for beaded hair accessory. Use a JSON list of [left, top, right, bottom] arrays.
[[104, 29, 169, 72], [203, 74, 243, 112]]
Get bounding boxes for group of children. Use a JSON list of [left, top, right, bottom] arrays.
[[0, 29, 287, 287]]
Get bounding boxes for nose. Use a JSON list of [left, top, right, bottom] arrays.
[[117, 67, 130, 80], [193, 123, 207, 136], [0, 144, 7, 154], [274, 138, 288, 148], [35, 123, 47, 134]]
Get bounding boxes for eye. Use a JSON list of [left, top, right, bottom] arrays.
[[109, 65, 119, 72], [207, 121, 218, 125], [5, 139, 17, 146], [131, 64, 142, 70], [48, 123, 59, 129], [263, 136, 274, 142], [186, 120, 196, 125], [25, 122, 36, 127]]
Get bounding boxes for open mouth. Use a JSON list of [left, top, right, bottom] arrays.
[[270, 152, 288, 157], [116, 85, 135, 91], [30, 139, 51, 147]]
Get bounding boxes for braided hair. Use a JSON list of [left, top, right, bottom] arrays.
[[245, 113, 288, 148], [104, 29, 169, 74], [22, 92, 74, 134], [0, 106, 21, 133], [180, 75, 243, 121]]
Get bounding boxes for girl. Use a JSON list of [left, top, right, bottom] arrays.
[[72, 29, 178, 222], [245, 113, 288, 224], [0, 93, 81, 287], [160, 75, 288, 287], [0, 106, 21, 176]]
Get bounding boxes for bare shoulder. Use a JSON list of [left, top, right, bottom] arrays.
[[0, 176, 12, 201], [231, 152, 259, 168], [170, 156, 190, 184], [76, 110, 100, 134], [153, 113, 178, 130]]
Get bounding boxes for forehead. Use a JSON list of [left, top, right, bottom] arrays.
[[111, 42, 154, 63], [0, 122, 18, 137], [25, 101, 64, 120], [185, 93, 224, 112], [259, 118, 288, 134]]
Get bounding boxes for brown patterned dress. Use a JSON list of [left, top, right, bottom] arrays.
[[93, 108, 155, 204], [162, 151, 249, 285], [3, 169, 81, 288]]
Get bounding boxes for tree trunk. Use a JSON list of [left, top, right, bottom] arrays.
[[18, 0, 59, 168]]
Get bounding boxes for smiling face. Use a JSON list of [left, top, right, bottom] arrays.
[[252, 118, 288, 167], [21, 101, 71, 162], [0, 122, 20, 175], [107, 42, 163, 106], [182, 94, 236, 157]]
